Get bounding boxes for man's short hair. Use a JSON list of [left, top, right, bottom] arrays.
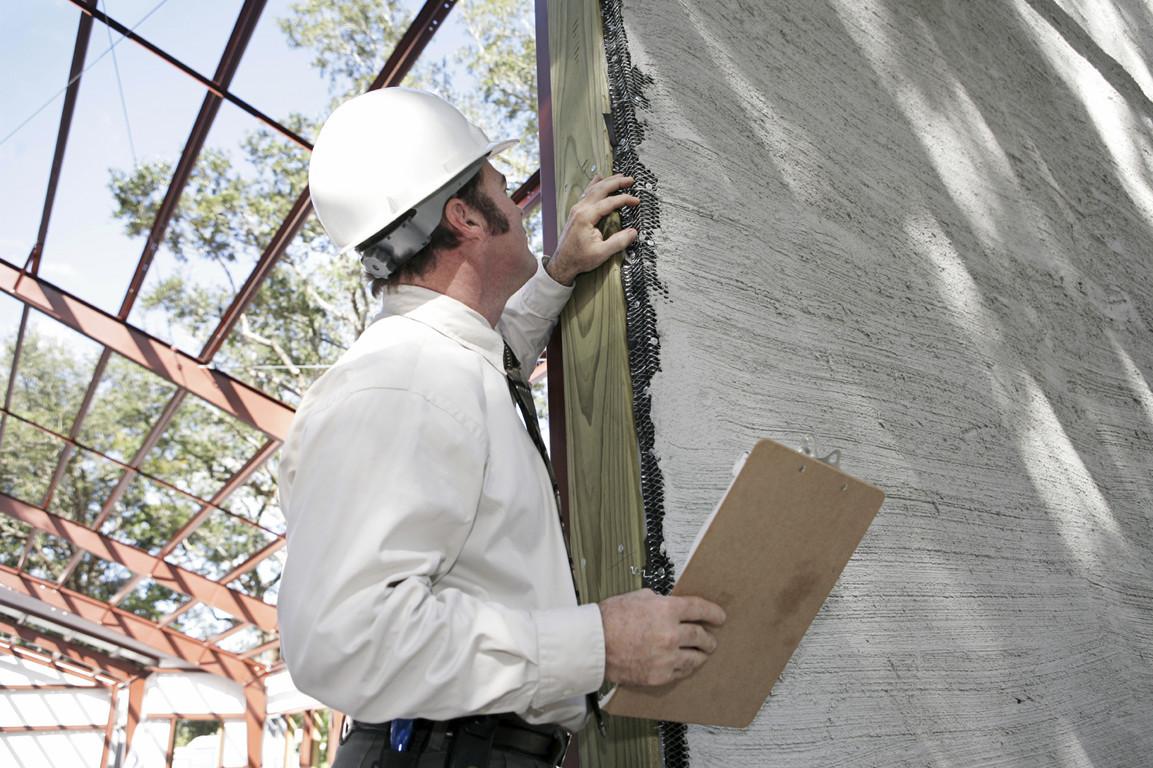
[[367, 169, 511, 297]]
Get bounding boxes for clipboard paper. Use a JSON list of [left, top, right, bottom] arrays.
[[601, 438, 885, 728]]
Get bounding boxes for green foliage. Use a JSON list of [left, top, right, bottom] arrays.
[[279, 0, 413, 96], [1, 0, 540, 634]]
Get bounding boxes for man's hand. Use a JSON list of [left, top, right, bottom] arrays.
[[599, 588, 726, 687], [547, 174, 640, 286]]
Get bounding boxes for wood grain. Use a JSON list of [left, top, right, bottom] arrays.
[[544, 0, 659, 765]]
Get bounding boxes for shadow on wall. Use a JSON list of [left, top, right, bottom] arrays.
[[626, 0, 1153, 764]]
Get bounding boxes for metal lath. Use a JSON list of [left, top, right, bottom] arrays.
[[599, 0, 690, 765]]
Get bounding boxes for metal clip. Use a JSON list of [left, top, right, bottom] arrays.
[[800, 433, 841, 467]]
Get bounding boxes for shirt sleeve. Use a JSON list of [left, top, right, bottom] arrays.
[[277, 386, 603, 724], [498, 259, 573, 380]]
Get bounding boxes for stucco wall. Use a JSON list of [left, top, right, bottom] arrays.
[[610, 0, 1153, 765]]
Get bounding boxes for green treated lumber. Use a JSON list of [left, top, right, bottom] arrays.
[[545, 1, 660, 766]]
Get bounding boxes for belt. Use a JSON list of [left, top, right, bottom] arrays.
[[345, 714, 571, 766]]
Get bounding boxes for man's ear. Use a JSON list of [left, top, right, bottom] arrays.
[[443, 197, 484, 240]]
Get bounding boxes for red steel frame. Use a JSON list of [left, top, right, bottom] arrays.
[[0, 565, 259, 683], [0, 620, 143, 684], [3, 3, 548, 763], [0, 493, 276, 630]]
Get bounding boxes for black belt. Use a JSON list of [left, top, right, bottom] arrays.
[[345, 713, 571, 766]]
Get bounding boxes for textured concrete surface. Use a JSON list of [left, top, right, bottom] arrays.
[[616, 0, 1153, 765]]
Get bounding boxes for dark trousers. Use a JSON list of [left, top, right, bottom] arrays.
[[333, 719, 565, 768]]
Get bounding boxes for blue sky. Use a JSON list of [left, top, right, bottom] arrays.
[[0, 0, 495, 352]]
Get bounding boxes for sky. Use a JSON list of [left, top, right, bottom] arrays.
[[0, 0, 500, 353]]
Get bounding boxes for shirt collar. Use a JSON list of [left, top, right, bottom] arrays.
[[373, 285, 506, 373]]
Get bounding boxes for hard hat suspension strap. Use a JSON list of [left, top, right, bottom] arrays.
[[356, 158, 488, 280]]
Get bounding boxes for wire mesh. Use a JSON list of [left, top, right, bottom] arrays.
[[600, 0, 690, 764]]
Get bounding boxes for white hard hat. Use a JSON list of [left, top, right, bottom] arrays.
[[308, 87, 516, 275]]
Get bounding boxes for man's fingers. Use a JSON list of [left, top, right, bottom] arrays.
[[677, 622, 718, 654], [581, 173, 634, 204], [673, 649, 710, 680], [674, 596, 727, 626], [597, 227, 638, 257], [591, 193, 640, 219]]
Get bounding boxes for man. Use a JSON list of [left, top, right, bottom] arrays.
[[278, 88, 724, 768]]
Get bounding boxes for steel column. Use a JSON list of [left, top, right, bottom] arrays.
[[245, 679, 267, 768], [123, 675, 147, 763], [99, 684, 119, 768]]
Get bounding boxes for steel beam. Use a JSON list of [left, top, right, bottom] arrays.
[[199, 190, 313, 361], [199, 0, 462, 360], [0, 724, 106, 733], [0, 642, 116, 687], [239, 638, 278, 660], [55, 391, 187, 585], [0, 565, 259, 683], [0, 260, 294, 440], [369, 0, 459, 90], [0, 493, 276, 631], [159, 536, 284, 629], [119, 0, 269, 319], [109, 438, 281, 606], [0, 406, 280, 542], [512, 169, 542, 211], [0, 616, 144, 682], [28, 1, 98, 274], [62, 0, 309, 150]]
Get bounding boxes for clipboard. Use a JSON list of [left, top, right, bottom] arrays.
[[601, 437, 885, 727]]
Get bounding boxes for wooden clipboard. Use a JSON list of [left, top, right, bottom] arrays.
[[601, 437, 885, 727]]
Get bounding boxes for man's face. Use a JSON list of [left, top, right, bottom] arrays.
[[478, 162, 536, 283]]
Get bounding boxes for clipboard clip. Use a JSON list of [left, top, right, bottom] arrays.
[[800, 433, 841, 467]]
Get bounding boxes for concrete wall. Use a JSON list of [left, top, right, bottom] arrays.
[[612, 0, 1153, 765]]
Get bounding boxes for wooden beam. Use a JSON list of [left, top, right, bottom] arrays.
[[0, 565, 258, 683], [0, 493, 277, 631], [540, 1, 657, 767], [0, 259, 294, 440]]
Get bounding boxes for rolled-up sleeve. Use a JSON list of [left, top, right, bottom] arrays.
[[277, 385, 602, 724]]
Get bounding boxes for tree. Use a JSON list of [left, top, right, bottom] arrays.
[[1, 0, 541, 645]]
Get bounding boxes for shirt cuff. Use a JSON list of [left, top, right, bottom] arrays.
[[523, 260, 575, 317], [530, 603, 605, 708]]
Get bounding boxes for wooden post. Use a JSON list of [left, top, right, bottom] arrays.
[[245, 679, 267, 768], [539, 1, 659, 766]]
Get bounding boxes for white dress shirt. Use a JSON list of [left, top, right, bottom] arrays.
[[277, 262, 605, 730]]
